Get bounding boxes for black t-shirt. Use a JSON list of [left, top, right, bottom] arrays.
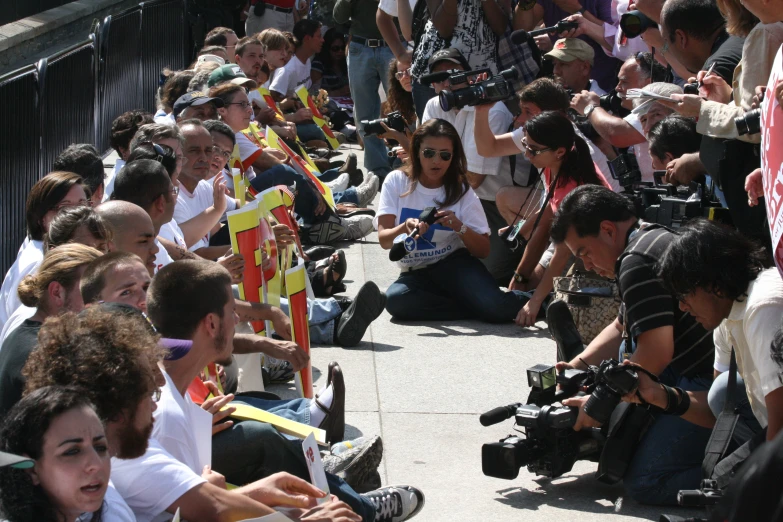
[[616, 226, 715, 378], [703, 32, 744, 85], [0, 320, 42, 417]]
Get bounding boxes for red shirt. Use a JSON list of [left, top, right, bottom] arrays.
[[544, 163, 612, 211]]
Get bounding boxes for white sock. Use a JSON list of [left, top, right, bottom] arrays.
[[310, 384, 334, 426]]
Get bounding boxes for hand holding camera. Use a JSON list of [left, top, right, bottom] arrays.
[[571, 90, 601, 115]]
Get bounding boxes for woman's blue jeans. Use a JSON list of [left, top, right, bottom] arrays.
[[385, 249, 528, 323]]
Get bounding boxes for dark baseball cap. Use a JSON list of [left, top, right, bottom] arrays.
[[173, 91, 225, 118], [428, 48, 470, 73], [0, 451, 34, 469], [207, 64, 258, 89]]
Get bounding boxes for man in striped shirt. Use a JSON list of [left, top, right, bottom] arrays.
[[549, 185, 714, 505]]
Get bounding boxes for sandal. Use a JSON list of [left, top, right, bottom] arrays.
[[311, 250, 347, 296]]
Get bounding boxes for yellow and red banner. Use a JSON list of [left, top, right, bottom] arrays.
[[296, 85, 340, 150], [265, 126, 336, 209], [285, 262, 313, 399], [254, 86, 286, 120], [227, 201, 266, 336]]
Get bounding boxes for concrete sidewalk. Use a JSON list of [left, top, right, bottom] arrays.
[[268, 144, 697, 522]]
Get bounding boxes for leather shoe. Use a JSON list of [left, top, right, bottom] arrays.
[[317, 362, 345, 444], [546, 300, 584, 363], [305, 245, 336, 261]]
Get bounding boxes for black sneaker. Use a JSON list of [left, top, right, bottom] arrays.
[[546, 299, 584, 363], [336, 282, 386, 347], [323, 435, 384, 490], [364, 485, 425, 522], [307, 214, 347, 245]]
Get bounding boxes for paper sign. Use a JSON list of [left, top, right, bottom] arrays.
[[260, 186, 305, 258], [302, 432, 330, 504], [172, 508, 181, 522], [227, 202, 266, 337], [254, 86, 286, 120], [228, 403, 326, 444], [295, 85, 340, 150], [285, 262, 313, 399]]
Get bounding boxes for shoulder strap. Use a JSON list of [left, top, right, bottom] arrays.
[[702, 349, 740, 479]]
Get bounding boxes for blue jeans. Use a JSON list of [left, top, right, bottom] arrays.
[[708, 371, 763, 445], [317, 168, 359, 204], [250, 164, 320, 224], [212, 420, 375, 520], [347, 41, 394, 178], [385, 249, 528, 322], [297, 122, 326, 143], [412, 81, 436, 121], [617, 338, 714, 506], [280, 296, 342, 344]]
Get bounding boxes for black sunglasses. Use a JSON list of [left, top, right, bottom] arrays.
[[422, 148, 452, 161]]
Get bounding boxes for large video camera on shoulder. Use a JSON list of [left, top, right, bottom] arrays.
[[481, 360, 652, 483], [438, 67, 520, 111]]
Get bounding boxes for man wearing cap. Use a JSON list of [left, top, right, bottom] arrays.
[[570, 52, 668, 184], [546, 38, 605, 95], [208, 64, 259, 90], [334, 0, 403, 181], [174, 91, 226, 123], [421, 48, 523, 284]]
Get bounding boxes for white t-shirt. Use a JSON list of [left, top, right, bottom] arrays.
[[153, 109, 176, 126], [624, 111, 655, 183], [378, 0, 417, 17], [270, 56, 312, 98], [77, 482, 135, 522], [421, 99, 515, 201], [0, 239, 44, 330], [236, 131, 265, 181], [159, 219, 188, 250], [714, 269, 783, 427], [510, 125, 620, 192], [153, 239, 175, 273], [111, 437, 206, 522], [154, 370, 213, 474], [174, 181, 236, 250], [103, 159, 125, 202], [375, 170, 490, 269]]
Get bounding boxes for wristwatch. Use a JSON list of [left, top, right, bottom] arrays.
[[457, 223, 468, 235], [513, 272, 529, 284], [584, 103, 599, 118]]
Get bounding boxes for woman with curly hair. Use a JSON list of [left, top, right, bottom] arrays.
[[0, 386, 110, 522], [376, 119, 529, 323]]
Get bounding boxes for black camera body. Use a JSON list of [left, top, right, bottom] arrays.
[[735, 108, 761, 136], [439, 67, 519, 111], [361, 111, 407, 137], [609, 151, 643, 190], [481, 360, 641, 482], [599, 91, 628, 116], [619, 10, 656, 38], [683, 82, 700, 95], [642, 184, 731, 228]]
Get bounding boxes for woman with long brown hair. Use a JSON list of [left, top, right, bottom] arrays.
[[376, 119, 528, 322]]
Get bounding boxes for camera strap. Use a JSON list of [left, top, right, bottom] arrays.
[[522, 170, 559, 243], [702, 348, 740, 480]]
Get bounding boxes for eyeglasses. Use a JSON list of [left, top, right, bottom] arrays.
[[421, 148, 452, 161], [213, 147, 232, 161], [227, 101, 252, 110], [151, 388, 162, 403], [395, 69, 411, 80], [521, 139, 551, 156], [170, 185, 179, 196]]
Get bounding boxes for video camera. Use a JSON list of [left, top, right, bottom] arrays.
[[438, 67, 519, 111], [481, 360, 642, 482], [361, 111, 407, 137], [619, 10, 657, 38]]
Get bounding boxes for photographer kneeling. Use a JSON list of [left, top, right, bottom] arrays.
[[376, 119, 529, 323], [551, 185, 715, 505]]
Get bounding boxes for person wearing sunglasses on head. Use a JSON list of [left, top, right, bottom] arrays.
[[376, 119, 530, 323]]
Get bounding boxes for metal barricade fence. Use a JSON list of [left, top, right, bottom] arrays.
[[140, 0, 190, 114], [97, 6, 143, 153], [38, 37, 98, 177], [0, 66, 41, 277]]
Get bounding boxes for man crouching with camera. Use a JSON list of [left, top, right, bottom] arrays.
[[550, 184, 715, 505]]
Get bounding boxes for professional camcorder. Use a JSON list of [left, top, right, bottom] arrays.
[[438, 67, 519, 111], [619, 10, 657, 38], [361, 111, 407, 137], [481, 360, 647, 482], [734, 109, 761, 136]]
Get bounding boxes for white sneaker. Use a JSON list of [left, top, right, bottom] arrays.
[[355, 174, 380, 207], [326, 173, 350, 193], [364, 485, 425, 522], [339, 214, 373, 240]]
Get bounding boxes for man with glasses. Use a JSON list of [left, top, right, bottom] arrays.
[[203, 120, 238, 193], [421, 48, 520, 284], [570, 52, 668, 183], [205, 27, 239, 63]]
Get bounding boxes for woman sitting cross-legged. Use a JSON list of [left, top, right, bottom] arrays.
[[376, 119, 529, 323]]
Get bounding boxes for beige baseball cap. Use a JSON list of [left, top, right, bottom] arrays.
[[545, 38, 595, 66]]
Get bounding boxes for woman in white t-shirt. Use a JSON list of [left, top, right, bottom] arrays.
[[377, 119, 529, 322], [0, 386, 111, 522]]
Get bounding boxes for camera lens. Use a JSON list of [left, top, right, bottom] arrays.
[[620, 13, 642, 38], [735, 108, 762, 136], [583, 386, 621, 425], [439, 91, 456, 111]]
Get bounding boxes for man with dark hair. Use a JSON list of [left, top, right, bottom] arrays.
[[549, 184, 716, 505], [647, 115, 703, 170], [654, 219, 783, 443], [146, 260, 425, 522], [235, 36, 265, 84], [205, 27, 238, 62], [53, 143, 106, 206], [21, 304, 293, 522], [570, 52, 669, 184], [204, 119, 237, 190], [81, 251, 150, 310]]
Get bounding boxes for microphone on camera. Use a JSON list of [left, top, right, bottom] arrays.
[[419, 71, 452, 85], [511, 20, 580, 43], [510, 29, 532, 45], [389, 206, 439, 262], [480, 403, 523, 426]]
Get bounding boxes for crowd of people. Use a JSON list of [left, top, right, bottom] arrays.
[[1, 0, 783, 518]]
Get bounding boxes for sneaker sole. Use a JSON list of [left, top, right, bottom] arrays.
[[340, 436, 384, 486], [337, 282, 386, 347]]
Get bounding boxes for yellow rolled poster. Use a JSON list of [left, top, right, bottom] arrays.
[[285, 262, 313, 399]]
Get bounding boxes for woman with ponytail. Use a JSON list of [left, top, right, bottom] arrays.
[[510, 111, 611, 327]]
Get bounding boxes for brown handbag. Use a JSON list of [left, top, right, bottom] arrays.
[[552, 271, 621, 345]]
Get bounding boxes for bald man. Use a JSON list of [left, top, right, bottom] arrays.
[[96, 201, 159, 276]]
